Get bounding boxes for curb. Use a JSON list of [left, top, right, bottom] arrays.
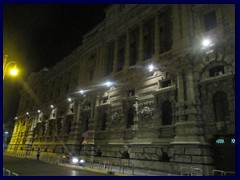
[[59, 163, 128, 176]]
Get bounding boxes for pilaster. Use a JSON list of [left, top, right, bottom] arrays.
[[138, 22, 144, 64]]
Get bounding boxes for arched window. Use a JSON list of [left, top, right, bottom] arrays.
[[161, 101, 172, 125], [127, 107, 134, 128], [213, 91, 229, 122]]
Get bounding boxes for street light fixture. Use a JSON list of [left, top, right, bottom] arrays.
[[3, 55, 19, 80], [103, 81, 113, 87], [202, 39, 211, 48], [148, 64, 155, 72], [79, 90, 85, 95], [10, 65, 18, 76], [202, 38, 215, 61]]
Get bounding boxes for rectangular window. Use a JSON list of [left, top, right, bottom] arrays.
[[143, 18, 154, 60], [107, 41, 114, 75], [203, 11, 217, 31], [159, 8, 172, 53], [117, 36, 126, 72], [209, 66, 224, 77], [160, 79, 172, 88], [129, 28, 139, 66]]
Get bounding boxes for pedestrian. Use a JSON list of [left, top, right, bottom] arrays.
[[37, 148, 41, 160]]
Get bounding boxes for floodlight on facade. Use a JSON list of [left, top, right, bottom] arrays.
[[148, 64, 155, 72], [79, 90, 85, 95], [104, 81, 113, 87]]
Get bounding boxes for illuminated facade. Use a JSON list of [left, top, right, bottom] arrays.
[[7, 4, 235, 175]]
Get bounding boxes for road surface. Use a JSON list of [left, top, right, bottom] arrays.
[[3, 155, 111, 176]]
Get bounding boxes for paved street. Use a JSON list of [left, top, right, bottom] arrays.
[[3, 155, 111, 176]]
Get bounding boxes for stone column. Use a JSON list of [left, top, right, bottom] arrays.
[[60, 117, 66, 135], [138, 22, 144, 64], [185, 70, 199, 123], [25, 120, 34, 156], [68, 100, 82, 155], [154, 12, 160, 57], [172, 4, 182, 43], [171, 68, 210, 175], [7, 121, 19, 153], [124, 30, 130, 70], [172, 5, 191, 51], [186, 70, 195, 102], [69, 101, 81, 137], [113, 38, 118, 73], [181, 5, 189, 40], [176, 73, 185, 122], [133, 100, 139, 131]]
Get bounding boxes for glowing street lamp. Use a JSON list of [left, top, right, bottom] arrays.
[[202, 39, 211, 48], [202, 38, 215, 61], [104, 81, 113, 87], [79, 90, 85, 95], [10, 65, 18, 76], [3, 55, 19, 80], [148, 64, 155, 72]]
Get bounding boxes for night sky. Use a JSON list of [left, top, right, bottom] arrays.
[[3, 4, 108, 133]]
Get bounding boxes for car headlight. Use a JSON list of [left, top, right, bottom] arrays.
[[71, 157, 79, 164], [79, 159, 85, 164]]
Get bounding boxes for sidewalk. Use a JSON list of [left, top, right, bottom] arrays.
[[59, 161, 178, 176]]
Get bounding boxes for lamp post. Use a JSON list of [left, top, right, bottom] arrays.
[[3, 55, 18, 80]]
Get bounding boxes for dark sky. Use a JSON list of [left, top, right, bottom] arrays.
[[4, 4, 108, 73], [3, 4, 108, 132]]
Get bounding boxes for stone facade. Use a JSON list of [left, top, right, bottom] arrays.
[[7, 4, 235, 175]]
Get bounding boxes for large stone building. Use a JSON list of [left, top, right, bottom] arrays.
[[7, 4, 235, 175]]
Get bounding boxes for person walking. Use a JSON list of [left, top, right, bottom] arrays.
[[37, 148, 41, 160]]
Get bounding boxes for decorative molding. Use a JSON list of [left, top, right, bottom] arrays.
[[140, 106, 153, 120], [111, 112, 120, 123]]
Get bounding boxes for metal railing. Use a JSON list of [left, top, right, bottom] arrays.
[[180, 166, 203, 176], [96, 159, 135, 175], [120, 162, 135, 175], [3, 168, 19, 176], [212, 169, 235, 176]]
